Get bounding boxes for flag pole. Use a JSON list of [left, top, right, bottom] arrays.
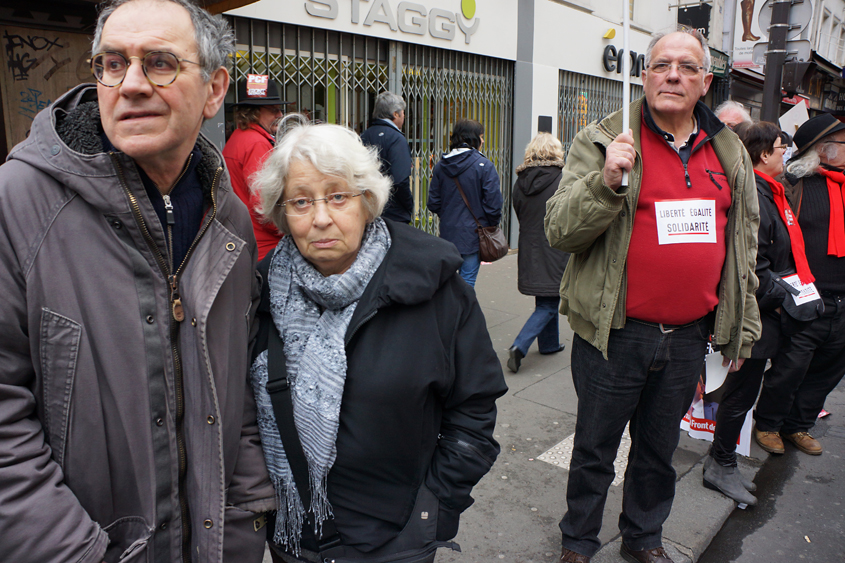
[[621, 0, 631, 188]]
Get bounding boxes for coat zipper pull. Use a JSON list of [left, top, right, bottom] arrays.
[[169, 274, 185, 322], [163, 194, 176, 226], [684, 164, 691, 189]]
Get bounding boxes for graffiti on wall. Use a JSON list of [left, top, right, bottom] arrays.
[[1, 26, 92, 152]]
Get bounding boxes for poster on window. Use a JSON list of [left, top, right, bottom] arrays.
[[732, 0, 766, 69], [1, 26, 92, 152]]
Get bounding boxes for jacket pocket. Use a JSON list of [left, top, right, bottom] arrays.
[[326, 484, 458, 563], [103, 516, 152, 563], [39, 307, 82, 469], [223, 505, 268, 562], [706, 169, 727, 191]]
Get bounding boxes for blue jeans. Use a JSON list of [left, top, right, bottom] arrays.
[[512, 296, 560, 355], [459, 253, 480, 287], [559, 318, 708, 556]]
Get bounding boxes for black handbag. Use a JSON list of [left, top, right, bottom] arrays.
[[772, 270, 825, 335], [452, 177, 508, 262]]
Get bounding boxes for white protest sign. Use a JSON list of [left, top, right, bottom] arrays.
[[654, 199, 718, 245], [781, 274, 822, 306]]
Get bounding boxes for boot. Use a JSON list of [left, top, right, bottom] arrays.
[[703, 462, 757, 506], [704, 454, 756, 492], [740, 0, 760, 42]]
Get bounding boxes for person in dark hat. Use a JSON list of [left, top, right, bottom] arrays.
[[223, 76, 289, 259], [753, 113, 845, 457]]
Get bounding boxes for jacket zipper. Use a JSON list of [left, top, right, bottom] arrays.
[[110, 153, 221, 562], [438, 435, 495, 466], [705, 168, 727, 190]]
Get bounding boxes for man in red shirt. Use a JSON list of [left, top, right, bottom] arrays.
[[223, 77, 287, 259], [545, 28, 760, 563]]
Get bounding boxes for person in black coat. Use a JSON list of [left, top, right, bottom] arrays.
[[250, 117, 507, 563], [506, 133, 570, 373], [361, 91, 414, 223], [705, 122, 814, 506], [427, 119, 503, 287]]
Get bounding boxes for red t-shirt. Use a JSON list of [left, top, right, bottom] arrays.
[[625, 123, 731, 324]]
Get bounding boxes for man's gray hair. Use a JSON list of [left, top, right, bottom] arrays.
[[92, 0, 235, 82], [714, 100, 752, 123], [645, 26, 711, 73], [372, 91, 406, 121], [253, 115, 391, 234]]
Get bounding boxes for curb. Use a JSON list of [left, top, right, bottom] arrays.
[[590, 454, 765, 563]]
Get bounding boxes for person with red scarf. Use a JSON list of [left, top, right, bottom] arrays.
[[704, 122, 811, 506], [753, 113, 845, 457]]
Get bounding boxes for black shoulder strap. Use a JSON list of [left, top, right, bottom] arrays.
[[266, 328, 341, 550]]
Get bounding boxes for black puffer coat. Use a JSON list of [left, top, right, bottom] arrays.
[[254, 219, 507, 554], [512, 161, 570, 296]]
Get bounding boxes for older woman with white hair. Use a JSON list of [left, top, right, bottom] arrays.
[[250, 115, 507, 563]]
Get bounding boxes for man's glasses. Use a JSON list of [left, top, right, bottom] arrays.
[[647, 62, 706, 76], [90, 51, 200, 87], [277, 192, 363, 216]]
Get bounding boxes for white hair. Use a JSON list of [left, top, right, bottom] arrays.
[[714, 100, 752, 123], [252, 115, 391, 234], [786, 148, 821, 178]]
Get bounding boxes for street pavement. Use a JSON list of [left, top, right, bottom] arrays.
[[698, 378, 845, 563], [265, 252, 843, 563], [437, 253, 746, 563]]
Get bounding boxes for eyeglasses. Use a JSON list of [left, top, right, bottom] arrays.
[[90, 51, 200, 87], [277, 192, 362, 216], [647, 62, 706, 76], [772, 144, 787, 151]]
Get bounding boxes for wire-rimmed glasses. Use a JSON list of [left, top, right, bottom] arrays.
[[90, 51, 200, 87]]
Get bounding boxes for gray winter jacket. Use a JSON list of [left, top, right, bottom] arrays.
[[0, 85, 275, 563]]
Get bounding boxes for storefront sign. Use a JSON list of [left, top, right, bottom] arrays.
[[602, 45, 645, 76], [305, 0, 480, 44], [710, 49, 728, 77], [677, 5, 711, 38]]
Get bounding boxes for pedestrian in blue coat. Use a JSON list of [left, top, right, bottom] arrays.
[[361, 92, 414, 223], [428, 119, 503, 286]]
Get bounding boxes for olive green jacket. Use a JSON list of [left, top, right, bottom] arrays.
[[544, 98, 761, 360]]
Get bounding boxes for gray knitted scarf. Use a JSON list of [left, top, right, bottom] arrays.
[[251, 218, 391, 555]]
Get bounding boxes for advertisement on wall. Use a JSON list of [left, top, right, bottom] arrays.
[[733, 0, 766, 68]]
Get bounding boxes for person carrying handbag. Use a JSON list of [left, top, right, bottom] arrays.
[[427, 119, 504, 287]]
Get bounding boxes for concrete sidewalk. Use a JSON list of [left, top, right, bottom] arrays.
[[436, 253, 771, 563]]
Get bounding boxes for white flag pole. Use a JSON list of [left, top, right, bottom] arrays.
[[621, 0, 631, 188]]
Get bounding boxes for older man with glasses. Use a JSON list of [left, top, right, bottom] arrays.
[[545, 27, 760, 563], [0, 1, 275, 562]]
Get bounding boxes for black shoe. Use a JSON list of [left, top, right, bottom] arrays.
[[540, 344, 566, 355], [507, 346, 523, 373]]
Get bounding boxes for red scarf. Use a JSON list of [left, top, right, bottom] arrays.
[[816, 168, 845, 258], [756, 171, 815, 284]]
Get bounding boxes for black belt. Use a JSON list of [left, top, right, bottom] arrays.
[[628, 317, 704, 334]]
